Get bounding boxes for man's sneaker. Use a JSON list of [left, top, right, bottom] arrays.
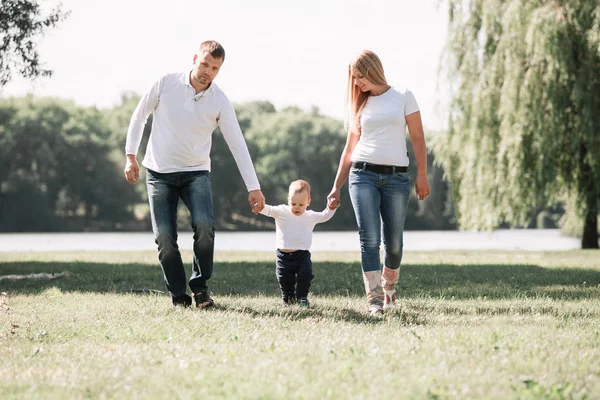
[[172, 294, 192, 308], [298, 297, 310, 308], [193, 291, 214, 309]]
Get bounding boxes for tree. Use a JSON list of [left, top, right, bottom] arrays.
[[103, 92, 151, 203], [0, 0, 69, 87], [212, 103, 457, 231], [101, 97, 458, 232], [436, 0, 600, 248], [243, 105, 352, 230], [406, 139, 457, 230], [0, 97, 140, 231]]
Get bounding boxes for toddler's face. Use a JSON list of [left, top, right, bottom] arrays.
[[288, 191, 310, 216]]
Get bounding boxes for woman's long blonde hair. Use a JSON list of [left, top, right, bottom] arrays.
[[345, 50, 388, 132]]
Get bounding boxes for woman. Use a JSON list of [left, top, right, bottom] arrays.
[[327, 50, 430, 315]]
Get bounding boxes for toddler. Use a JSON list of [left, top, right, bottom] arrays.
[[259, 180, 337, 306]]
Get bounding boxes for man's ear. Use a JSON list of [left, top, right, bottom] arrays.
[[192, 54, 198, 64]]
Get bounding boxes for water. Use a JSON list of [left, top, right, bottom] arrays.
[[0, 230, 581, 252]]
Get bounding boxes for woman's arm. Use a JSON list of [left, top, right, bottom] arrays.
[[327, 129, 360, 207], [406, 111, 430, 200]]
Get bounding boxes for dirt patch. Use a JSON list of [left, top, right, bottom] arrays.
[[0, 271, 73, 281]]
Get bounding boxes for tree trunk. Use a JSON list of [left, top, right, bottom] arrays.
[[581, 195, 599, 249], [581, 159, 599, 249]]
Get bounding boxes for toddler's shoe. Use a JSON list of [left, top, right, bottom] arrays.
[[282, 291, 296, 306], [298, 297, 310, 308]]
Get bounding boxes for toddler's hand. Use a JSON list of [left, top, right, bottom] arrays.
[[327, 197, 339, 210]]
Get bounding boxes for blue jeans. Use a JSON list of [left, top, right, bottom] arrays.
[[146, 169, 215, 298], [348, 167, 411, 272]]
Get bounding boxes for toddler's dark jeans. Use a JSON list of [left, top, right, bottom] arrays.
[[276, 249, 313, 300]]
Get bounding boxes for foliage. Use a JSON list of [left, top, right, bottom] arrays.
[[0, 96, 140, 231], [0, 0, 69, 87], [212, 103, 455, 231], [103, 92, 152, 203], [242, 105, 352, 229], [0, 96, 457, 232], [436, 0, 600, 248]]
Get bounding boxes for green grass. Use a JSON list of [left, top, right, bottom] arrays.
[[1, 250, 599, 399]]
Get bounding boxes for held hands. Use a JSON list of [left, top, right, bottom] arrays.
[[249, 190, 265, 215], [415, 175, 430, 200], [124, 155, 139, 184], [327, 188, 341, 210]]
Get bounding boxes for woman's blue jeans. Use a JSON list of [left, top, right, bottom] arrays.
[[349, 167, 411, 273], [146, 169, 215, 299]]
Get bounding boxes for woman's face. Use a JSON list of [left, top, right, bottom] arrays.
[[351, 66, 374, 93]]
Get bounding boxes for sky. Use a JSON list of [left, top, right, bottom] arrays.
[[3, 0, 449, 131]]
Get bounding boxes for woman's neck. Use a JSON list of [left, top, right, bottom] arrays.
[[370, 84, 390, 96]]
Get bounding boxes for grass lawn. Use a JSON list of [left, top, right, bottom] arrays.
[[1, 250, 599, 399]]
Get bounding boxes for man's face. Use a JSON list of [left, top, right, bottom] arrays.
[[191, 50, 223, 86], [288, 191, 310, 216]]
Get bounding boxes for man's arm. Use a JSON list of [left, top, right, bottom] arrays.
[[218, 99, 265, 212], [123, 77, 161, 184]]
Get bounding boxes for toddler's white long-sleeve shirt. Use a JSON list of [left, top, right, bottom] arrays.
[[260, 205, 336, 250]]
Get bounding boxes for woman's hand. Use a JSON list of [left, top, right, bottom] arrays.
[[327, 188, 341, 209], [415, 175, 430, 200]]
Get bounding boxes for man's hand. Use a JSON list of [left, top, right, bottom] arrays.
[[249, 190, 265, 214], [415, 175, 430, 200], [124, 155, 139, 184]]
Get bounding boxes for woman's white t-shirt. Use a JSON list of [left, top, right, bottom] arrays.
[[351, 87, 420, 167]]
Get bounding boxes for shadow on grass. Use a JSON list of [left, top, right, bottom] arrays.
[[1, 260, 599, 301], [206, 302, 427, 325]]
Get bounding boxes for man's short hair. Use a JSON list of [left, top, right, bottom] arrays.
[[200, 40, 225, 61]]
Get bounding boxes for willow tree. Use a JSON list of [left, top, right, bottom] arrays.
[[436, 0, 600, 248]]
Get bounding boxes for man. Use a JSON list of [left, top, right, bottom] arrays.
[[124, 40, 265, 308]]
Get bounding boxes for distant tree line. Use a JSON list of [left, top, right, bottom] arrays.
[[0, 96, 457, 232], [0, 0, 595, 248]]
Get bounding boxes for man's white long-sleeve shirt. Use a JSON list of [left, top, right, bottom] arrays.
[[260, 205, 336, 250], [125, 72, 260, 191]]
